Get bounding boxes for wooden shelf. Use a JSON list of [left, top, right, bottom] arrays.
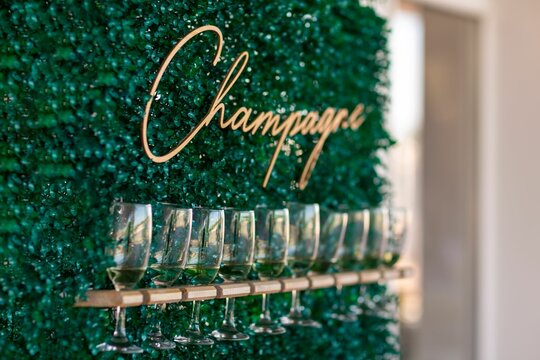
[[75, 266, 414, 308]]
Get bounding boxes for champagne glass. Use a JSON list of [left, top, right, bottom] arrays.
[[360, 207, 389, 313], [280, 202, 320, 328], [312, 208, 348, 274], [212, 209, 255, 341], [174, 208, 224, 346], [97, 201, 152, 354], [310, 208, 353, 322], [364, 207, 389, 269], [334, 209, 369, 320], [249, 206, 289, 335], [383, 207, 408, 267], [377, 207, 408, 318], [145, 204, 192, 350]]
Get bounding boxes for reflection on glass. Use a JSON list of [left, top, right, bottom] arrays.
[[174, 208, 224, 346], [212, 209, 255, 341], [145, 204, 191, 350], [97, 201, 152, 354], [249, 206, 289, 335], [280, 202, 321, 328]]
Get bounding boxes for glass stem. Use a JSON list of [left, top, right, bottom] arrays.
[[150, 304, 166, 336], [357, 285, 362, 304], [261, 293, 271, 320], [153, 321, 162, 335], [357, 285, 366, 306], [222, 297, 237, 328], [335, 284, 346, 313], [187, 301, 202, 334], [363, 284, 377, 309], [290, 290, 303, 317], [112, 306, 128, 342]]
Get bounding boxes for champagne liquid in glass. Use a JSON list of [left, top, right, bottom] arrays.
[[311, 260, 334, 274], [219, 263, 252, 281], [253, 259, 286, 280], [363, 254, 382, 269], [107, 267, 146, 290], [148, 264, 185, 287], [383, 253, 400, 267], [183, 265, 220, 285], [338, 256, 363, 271], [286, 258, 314, 275]]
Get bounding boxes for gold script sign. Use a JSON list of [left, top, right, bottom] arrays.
[[141, 25, 366, 190]]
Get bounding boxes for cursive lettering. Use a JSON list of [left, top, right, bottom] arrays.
[[141, 25, 366, 190]]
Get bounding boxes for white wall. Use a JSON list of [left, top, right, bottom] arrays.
[[479, 1, 540, 359], [409, 0, 540, 359], [411, 0, 487, 16], [419, 9, 479, 360], [386, 7, 424, 328]]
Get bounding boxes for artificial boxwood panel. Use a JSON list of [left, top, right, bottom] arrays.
[[0, 0, 396, 358]]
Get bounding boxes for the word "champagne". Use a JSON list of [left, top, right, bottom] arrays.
[[141, 25, 366, 190]]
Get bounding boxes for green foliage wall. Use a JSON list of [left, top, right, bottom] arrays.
[[0, 0, 395, 358]]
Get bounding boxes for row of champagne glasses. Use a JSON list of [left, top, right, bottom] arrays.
[[98, 201, 407, 354], [97, 203, 283, 353]]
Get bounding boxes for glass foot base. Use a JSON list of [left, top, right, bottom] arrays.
[[249, 320, 287, 335], [352, 303, 388, 317], [211, 328, 250, 341], [174, 331, 214, 346], [97, 341, 144, 354], [349, 304, 363, 315], [329, 312, 357, 322], [280, 315, 322, 328], [146, 332, 176, 350]]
